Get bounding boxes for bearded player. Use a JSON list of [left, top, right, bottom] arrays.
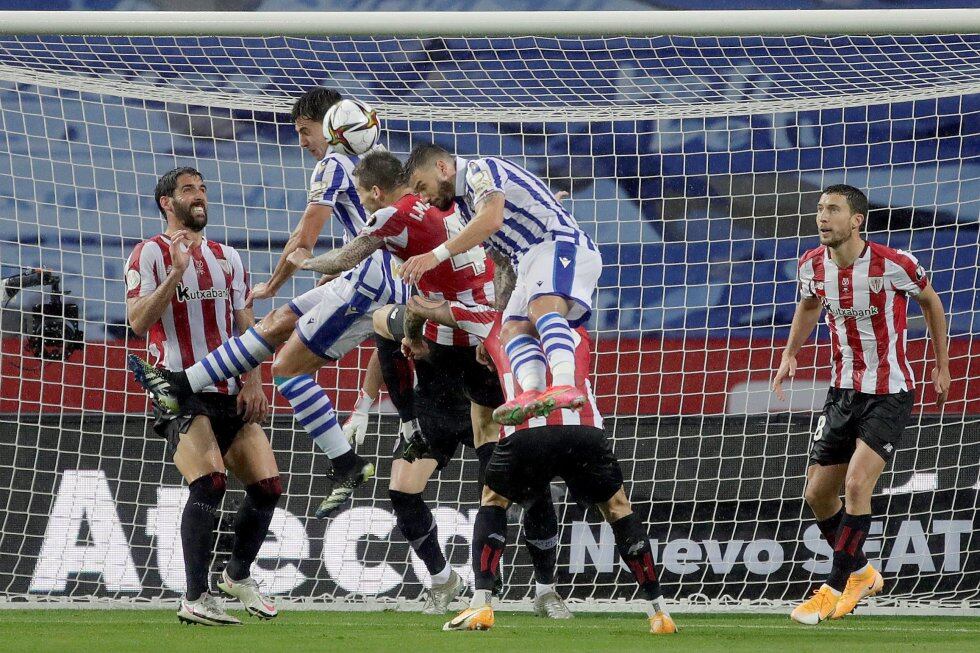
[[401, 143, 602, 426], [126, 167, 281, 625], [443, 315, 677, 635], [297, 150, 568, 617], [129, 87, 408, 518], [773, 184, 951, 624]]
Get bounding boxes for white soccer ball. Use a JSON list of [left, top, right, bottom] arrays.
[[323, 98, 381, 156]]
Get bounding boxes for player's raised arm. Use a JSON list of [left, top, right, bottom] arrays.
[[294, 233, 384, 276], [252, 202, 333, 304], [772, 296, 823, 401], [913, 283, 951, 406]]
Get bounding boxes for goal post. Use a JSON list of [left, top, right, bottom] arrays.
[[0, 10, 977, 613]]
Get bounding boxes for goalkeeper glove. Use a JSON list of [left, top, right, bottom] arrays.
[[342, 390, 375, 446]]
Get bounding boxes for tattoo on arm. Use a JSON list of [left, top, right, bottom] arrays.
[[404, 303, 427, 342], [302, 234, 382, 276], [490, 249, 516, 310]]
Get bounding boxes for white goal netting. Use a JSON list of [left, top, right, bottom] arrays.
[[0, 25, 978, 612]]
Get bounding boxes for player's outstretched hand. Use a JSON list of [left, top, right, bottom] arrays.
[[246, 281, 275, 308], [771, 354, 797, 403], [932, 366, 951, 407], [400, 252, 438, 285], [237, 379, 269, 424]]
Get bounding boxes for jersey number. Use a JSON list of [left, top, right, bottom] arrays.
[[444, 212, 486, 275]]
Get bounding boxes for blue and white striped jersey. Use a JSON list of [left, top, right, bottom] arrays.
[[453, 156, 597, 266], [308, 151, 408, 304]]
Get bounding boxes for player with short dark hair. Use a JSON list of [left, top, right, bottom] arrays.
[[126, 167, 282, 625], [130, 87, 406, 519], [773, 184, 951, 624]]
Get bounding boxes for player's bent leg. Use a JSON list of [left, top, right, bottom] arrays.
[[273, 334, 374, 519], [831, 441, 887, 618], [389, 458, 462, 614], [493, 319, 547, 426], [522, 495, 571, 619], [217, 424, 282, 619], [129, 307, 291, 413], [597, 489, 676, 635], [444, 488, 509, 631], [171, 419, 241, 626]]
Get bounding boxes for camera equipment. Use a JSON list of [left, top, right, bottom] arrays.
[[1, 268, 84, 361]]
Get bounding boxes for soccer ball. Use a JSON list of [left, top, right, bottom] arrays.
[[323, 98, 381, 156]]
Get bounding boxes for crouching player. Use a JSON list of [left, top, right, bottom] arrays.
[[443, 317, 677, 634], [126, 167, 281, 625]]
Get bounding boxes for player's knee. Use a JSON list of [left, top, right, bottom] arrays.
[[259, 306, 297, 343], [188, 471, 227, 513], [843, 473, 872, 505], [598, 488, 631, 522], [481, 486, 510, 509], [500, 318, 532, 344], [246, 475, 283, 509], [373, 306, 394, 339]]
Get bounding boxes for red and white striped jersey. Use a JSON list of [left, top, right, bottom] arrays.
[[125, 234, 249, 394], [483, 318, 603, 438], [798, 241, 928, 395], [362, 193, 496, 346]]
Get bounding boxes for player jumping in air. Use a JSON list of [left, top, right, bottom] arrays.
[[772, 184, 951, 624], [401, 143, 602, 426], [129, 88, 408, 518], [126, 167, 281, 625], [296, 150, 567, 617], [442, 315, 677, 635]]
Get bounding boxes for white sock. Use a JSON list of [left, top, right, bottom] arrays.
[[186, 327, 275, 392], [504, 334, 547, 392], [535, 582, 555, 598], [646, 596, 668, 617], [431, 564, 452, 586], [470, 589, 492, 608], [535, 312, 577, 387]]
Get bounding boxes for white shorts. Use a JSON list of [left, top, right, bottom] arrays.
[[289, 277, 386, 360], [503, 240, 602, 328]]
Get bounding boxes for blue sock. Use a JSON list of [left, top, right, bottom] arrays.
[[535, 312, 576, 387], [504, 334, 547, 392], [186, 327, 275, 392], [275, 375, 351, 459]]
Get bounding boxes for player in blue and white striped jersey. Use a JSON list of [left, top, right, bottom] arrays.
[[130, 87, 407, 519], [402, 143, 602, 427]]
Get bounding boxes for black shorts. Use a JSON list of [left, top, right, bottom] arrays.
[[391, 338, 504, 470], [809, 387, 914, 466], [484, 425, 624, 506], [153, 392, 246, 456]]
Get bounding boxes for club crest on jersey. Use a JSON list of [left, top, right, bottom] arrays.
[[176, 284, 229, 302], [868, 277, 884, 293], [194, 259, 205, 275]]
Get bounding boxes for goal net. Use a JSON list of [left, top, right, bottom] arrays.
[[0, 12, 978, 612]]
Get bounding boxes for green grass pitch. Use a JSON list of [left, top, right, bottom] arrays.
[[2, 610, 979, 653]]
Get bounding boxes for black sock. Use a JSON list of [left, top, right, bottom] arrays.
[[390, 490, 447, 576], [475, 442, 496, 487], [331, 449, 359, 474], [471, 505, 507, 591], [181, 472, 226, 600], [226, 476, 283, 582], [827, 512, 872, 591], [817, 507, 867, 571], [610, 513, 662, 600], [522, 498, 558, 585], [375, 333, 416, 423]]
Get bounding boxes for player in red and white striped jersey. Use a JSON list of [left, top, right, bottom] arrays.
[[772, 184, 951, 625], [126, 167, 281, 626], [443, 315, 676, 635]]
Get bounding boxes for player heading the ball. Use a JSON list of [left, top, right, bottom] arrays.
[[772, 184, 951, 625], [401, 143, 602, 427]]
